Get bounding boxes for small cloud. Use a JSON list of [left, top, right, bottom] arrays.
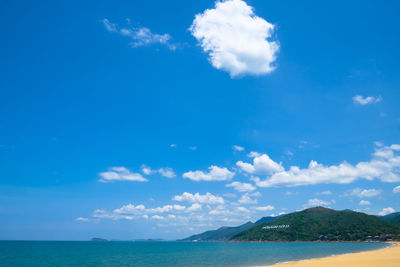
[[353, 95, 383, 105], [303, 198, 332, 208], [238, 193, 258, 204], [237, 206, 250, 213], [226, 181, 256, 192], [346, 188, 381, 198], [189, 146, 197, 150], [298, 140, 308, 149], [359, 200, 371, 206], [75, 217, 90, 222], [187, 203, 202, 212], [247, 151, 261, 158], [102, 18, 117, 32], [103, 18, 177, 50], [233, 145, 245, 152], [170, 144, 177, 148], [98, 167, 148, 183], [378, 207, 395, 216], [285, 150, 294, 157], [250, 191, 261, 197], [393, 185, 400, 194], [172, 192, 224, 204], [151, 215, 164, 220], [158, 167, 176, 178], [141, 165, 176, 178], [236, 153, 284, 175], [391, 144, 400, 151], [141, 164, 154, 175], [183, 165, 235, 182], [315, 190, 332, 196], [374, 141, 384, 147]]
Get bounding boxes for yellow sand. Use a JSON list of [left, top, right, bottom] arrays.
[[269, 242, 400, 267]]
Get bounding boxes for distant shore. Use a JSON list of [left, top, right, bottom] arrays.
[[267, 242, 399, 267]]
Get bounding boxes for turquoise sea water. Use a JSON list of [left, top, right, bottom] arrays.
[[0, 241, 389, 266]]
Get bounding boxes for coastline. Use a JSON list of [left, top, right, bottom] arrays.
[[267, 242, 399, 267]]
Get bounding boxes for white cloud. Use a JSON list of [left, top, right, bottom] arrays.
[[393, 185, 400, 194], [353, 95, 383, 105], [238, 193, 258, 204], [93, 202, 188, 221], [237, 153, 284, 175], [285, 150, 294, 157], [183, 165, 235, 181], [189, 146, 197, 150], [113, 204, 146, 214], [374, 141, 384, 147], [75, 217, 90, 222], [359, 200, 371, 206], [170, 144, 177, 148], [92, 208, 134, 220], [187, 203, 203, 212], [237, 206, 250, 213], [172, 192, 224, 204], [151, 215, 164, 220], [141, 165, 154, 175], [98, 167, 148, 183], [249, 191, 261, 197], [85, 197, 260, 228], [378, 207, 395, 216], [347, 188, 381, 198], [315, 190, 332, 195], [254, 205, 274, 211], [226, 181, 256, 192], [209, 205, 232, 216], [103, 18, 176, 50], [141, 165, 176, 178], [303, 198, 332, 208], [233, 145, 245, 151], [247, 151, 261, 157], [158, 168, 176, 178], [252, 144, 400, 187], [149, 205, 186, 213], [189, 0, 278, 77], [102, 18, 117, 32], [391, 144, 400, 151]]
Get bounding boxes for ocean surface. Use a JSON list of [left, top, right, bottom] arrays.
[[0, 241, 390, 266]]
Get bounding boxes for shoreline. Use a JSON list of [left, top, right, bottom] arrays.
[[266, 242, 399, 267]]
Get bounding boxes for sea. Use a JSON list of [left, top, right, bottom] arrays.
[[0, 241, 390, 266]]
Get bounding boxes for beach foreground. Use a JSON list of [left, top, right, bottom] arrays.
[[269, 242, 400, 267]]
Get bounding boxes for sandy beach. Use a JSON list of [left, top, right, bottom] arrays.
[[269, 242, 400, 267]]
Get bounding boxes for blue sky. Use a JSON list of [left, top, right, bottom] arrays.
[[0, 0, 400, 240]]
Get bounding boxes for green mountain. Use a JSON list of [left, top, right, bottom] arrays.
[[255, 216, 278, 224], [179, 221, 254, 241], [232, 207, 400, 241], [179, 216, 277, 241], [392, 215, 400, 225], [379, 212, 400, 225]]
